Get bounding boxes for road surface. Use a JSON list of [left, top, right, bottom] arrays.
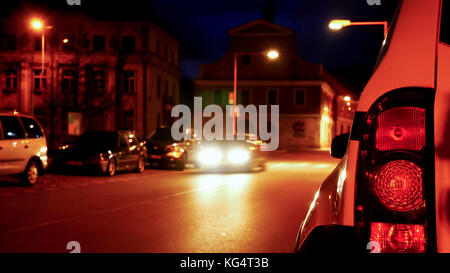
[[0, 151, 339, 253]]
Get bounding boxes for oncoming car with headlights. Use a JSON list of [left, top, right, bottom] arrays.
[[197, 140, 265, 172]]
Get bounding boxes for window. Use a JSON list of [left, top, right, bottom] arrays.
[[242, 55, 251, 65], [93, 70, 106, 92], [0, 116, 25, 139], [5, 69, 18, 91], [34, 35, 45, 51], [240, 89, 250, 105], [267, 89, 278, 105], [123, 70, 136, 93], [20, 117, 43, 138], [164, 45, 168, 60], [157, 76, 161, 98], [122, 36, 136, 53], [93, 35, 106, 52], [123, 110, 134, 130], [441, 0, 450, 45], [33, 69, 47, 93], [295, 89, 306, 106], [214, 90, 223, 105], [3, 35, 16, 51], [62, 70, 76, 92], [119, 133, 129, 148]]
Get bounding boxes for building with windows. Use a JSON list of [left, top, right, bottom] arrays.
[[0, 12, 181, 147], [195, 19, 356, 151]]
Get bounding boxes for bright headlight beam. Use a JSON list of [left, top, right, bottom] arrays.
[[227, 149, 250, 164], [198, 147, 223, 166]]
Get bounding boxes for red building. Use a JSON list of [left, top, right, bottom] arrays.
[[0, 12, 181, 147], [195, 19, 357, 151]]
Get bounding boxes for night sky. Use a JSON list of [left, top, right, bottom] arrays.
[[2, 0, 400, 92]]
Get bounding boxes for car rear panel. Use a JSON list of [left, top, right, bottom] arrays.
[[434, 20, 450, 251]]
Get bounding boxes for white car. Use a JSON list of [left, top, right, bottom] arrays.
[[0, 112, 48, 185], [295, 0, 450, 253]]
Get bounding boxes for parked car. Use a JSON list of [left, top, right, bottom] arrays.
[[146, 127, 198, 171], [50, 130, 145, 176], [196, 140, 266, 172], [295, 0, 450, 253], [0, 111, 48, 185]]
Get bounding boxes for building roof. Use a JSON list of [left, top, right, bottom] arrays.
[[228, 19, 295, 37]]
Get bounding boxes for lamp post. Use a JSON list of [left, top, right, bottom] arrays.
[[233, 49, 279, 135], [329, 19, 388, 38], [30, 19, 50, 116]]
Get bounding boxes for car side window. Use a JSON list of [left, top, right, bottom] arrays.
[[129, 136, 138, 146], [119, 134, 129, 148], [20, 117, 43, 138], [0, 116, 25, 140]]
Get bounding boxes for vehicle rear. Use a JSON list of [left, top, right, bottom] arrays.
[[296, 0, 450, 253]]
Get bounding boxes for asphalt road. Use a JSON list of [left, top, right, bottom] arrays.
[[0, 151, 339, 253]]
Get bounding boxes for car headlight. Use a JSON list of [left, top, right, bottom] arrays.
[[227, 149, 250, 164], [198, 147, 223, 166]]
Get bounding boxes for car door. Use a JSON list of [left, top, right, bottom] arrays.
[[0, 115, 28, 175], [117, 132, 130, 170], [20, 116, 46, 164], [128, 135, 140, 166]]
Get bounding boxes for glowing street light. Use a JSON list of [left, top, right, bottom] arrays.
[[328, 20, 351, 30], [267, 49, 279, 60], [344, 96, 351, 102], [329, 19, 388, 38], [31, 19, 43, 30], [233, 49, 279, 135]]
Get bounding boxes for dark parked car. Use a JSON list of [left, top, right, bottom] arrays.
[[146, 127, 199, 170], [50, 130, 146, 176]]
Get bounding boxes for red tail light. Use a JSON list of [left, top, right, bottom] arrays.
[[355, 90, 434, 253], [372, 160, 424, 212], [370, 222, 426, 253], [376, 107, 425, 151]]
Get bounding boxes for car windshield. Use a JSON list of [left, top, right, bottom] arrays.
[[76, 132, 118, 151], [149, 128, 174, 141]]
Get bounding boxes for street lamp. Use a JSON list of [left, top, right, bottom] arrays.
[[233, 49, 279, 135], [329, 19, 388, 38], [30, 18, 49, 116]]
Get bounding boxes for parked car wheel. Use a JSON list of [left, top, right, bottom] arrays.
[[135, 156, 145, 173], [106, 158, 116, 177], [22, 160, 40, 186], [175, 154, 186, 171]]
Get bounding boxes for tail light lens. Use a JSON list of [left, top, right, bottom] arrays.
[[376, 107, 426, 151], [372, 160, 424, 212], [355, 90, 434, 253], [370, 222, 426, 253]]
